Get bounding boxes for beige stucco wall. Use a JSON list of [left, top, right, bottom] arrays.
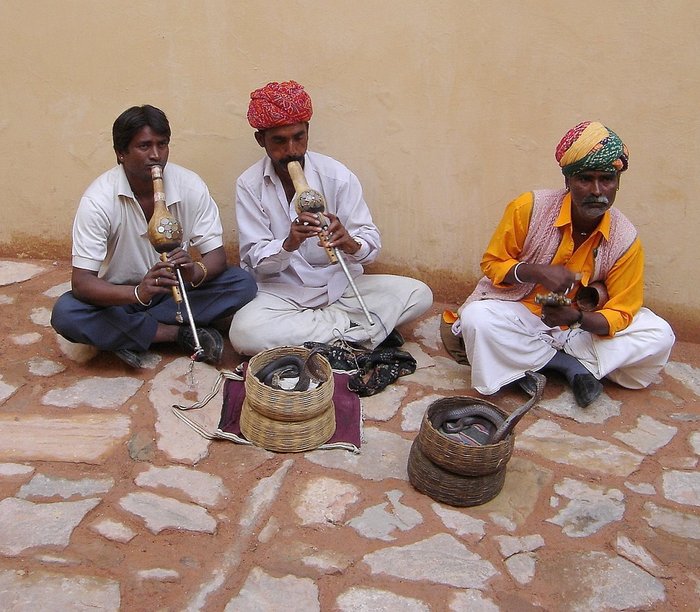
[[1, 1, 698, 339]]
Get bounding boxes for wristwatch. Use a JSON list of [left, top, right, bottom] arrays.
[[570, 310, 584, 329]]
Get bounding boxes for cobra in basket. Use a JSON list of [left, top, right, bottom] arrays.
[[241, 346, 336, 452], [408, 371, 545, 506]]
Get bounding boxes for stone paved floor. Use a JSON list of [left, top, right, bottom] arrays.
[[0, 258, 698, 611]]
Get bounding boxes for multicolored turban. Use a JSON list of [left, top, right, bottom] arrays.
[[555, 121, 629, 176], [247, 80, 313, 130]]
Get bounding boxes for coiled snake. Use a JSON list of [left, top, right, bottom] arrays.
[[254, 349, 326, 391], [430, 371, 546, 444]]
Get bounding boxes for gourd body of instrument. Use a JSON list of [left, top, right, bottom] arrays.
[[287, 161, 374, 326], [575, 281, 608, 312], [148, 165, 183, 251]]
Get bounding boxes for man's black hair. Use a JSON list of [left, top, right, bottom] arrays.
[[112, 105, 171, 161]]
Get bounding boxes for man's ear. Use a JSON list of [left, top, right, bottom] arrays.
[[254, 131, 265, 148], [564, 177, 570, 192]]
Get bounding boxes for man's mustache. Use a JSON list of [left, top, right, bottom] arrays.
[[281, 156, 304, 168], [583, 196, 609, 205]]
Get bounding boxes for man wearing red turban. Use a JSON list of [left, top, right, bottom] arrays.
[[229, 81, 433, 355], [454, 121, 674, 408]]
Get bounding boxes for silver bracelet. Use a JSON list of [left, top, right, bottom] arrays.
[[134, 284, 152, 307], [513, 261, 526, 284]]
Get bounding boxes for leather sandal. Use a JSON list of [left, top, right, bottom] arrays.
[[572, 373, 603, 408]]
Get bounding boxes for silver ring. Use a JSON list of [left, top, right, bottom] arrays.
[[541, 314, 545, 321], [156, 277, 159, 286]]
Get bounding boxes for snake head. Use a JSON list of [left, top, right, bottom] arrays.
[[522, 370, 547, 400], [489, 370, 547, 443]]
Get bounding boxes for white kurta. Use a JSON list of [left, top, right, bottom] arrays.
[[230, 274, 433, 355], [459, 300, 675, 394], [230, 151, 432, 355], [235, 151, 380, 307]]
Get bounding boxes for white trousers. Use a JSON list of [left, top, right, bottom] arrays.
[[459, 300, 675, 395], [229, 274, 433, 356]]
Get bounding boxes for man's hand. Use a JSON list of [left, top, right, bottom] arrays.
[[161, 246, 195, 283], [283, 211, 321, 252], [324, 213, 360, 255], [540, 303, 610, 335], [283, 212, 360, 256], [540, 304, 581, 328], [532, 264, 578, 293], [510, 262, 577, 294], [137, 259, 180, 302], [71, 264, 173, 308]]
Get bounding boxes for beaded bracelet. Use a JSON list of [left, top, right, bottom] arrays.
[[191, 261, 208, 288], [512, 261, 526, 284], [134, 284, 152, 307]]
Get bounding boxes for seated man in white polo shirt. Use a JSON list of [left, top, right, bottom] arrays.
[[51, 105, 257, 367]]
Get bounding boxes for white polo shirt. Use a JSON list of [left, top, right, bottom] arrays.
[[72, 163, 223, 285]]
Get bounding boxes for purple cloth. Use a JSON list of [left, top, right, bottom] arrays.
[[218, 365, 361, 449]]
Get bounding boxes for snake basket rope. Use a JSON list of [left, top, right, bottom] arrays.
[[241, 346, 336, 452]]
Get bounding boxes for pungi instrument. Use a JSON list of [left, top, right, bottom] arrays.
[[148, 165, 204, 361], [287, 161, 374, 326]]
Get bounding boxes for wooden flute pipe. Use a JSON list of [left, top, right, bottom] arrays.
[[148, 165, 182, 303]]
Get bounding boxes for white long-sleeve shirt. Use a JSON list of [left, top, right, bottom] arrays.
[[235, 151, 381, 308]]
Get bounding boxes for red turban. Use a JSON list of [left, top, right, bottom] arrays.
[[247, 80, 313, 130]]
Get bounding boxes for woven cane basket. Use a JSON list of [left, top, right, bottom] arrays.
[[416, 396, 515, 477], [407, 439, 506, 507], [246, 346, 334, 422], [240, 398, 336, 453]]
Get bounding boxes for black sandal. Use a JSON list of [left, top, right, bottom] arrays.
[[349, 348, 417, 396], [302, 341, 361, 372]]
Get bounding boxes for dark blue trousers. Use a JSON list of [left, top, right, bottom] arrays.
[[51, 267, 257, 352]]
